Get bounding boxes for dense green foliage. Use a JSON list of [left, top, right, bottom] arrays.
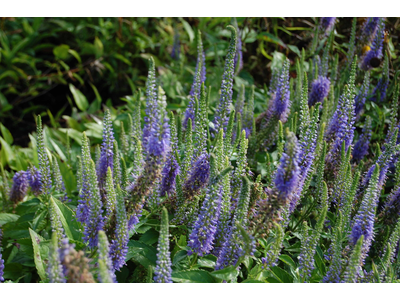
[[1, 17, 400, 283]]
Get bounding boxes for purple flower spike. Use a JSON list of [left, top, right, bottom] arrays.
[[360, 18, 385, 71], [350, 164, 380, 261], [213, 25, 237, 136], [171, 32, 180, 61], [360, 17, 380, 45], [183, 31, 206, 130], [0, 251, 4, 282], [160, 154, 180, 197], [26, 167, 42, 196], [275, 135, 301, 201], [308, 76, 330, 107], [188, 185, 223, 256], [352, 117, 372, 162], [354, 72, 370, 119], [183, 153, 210, 195], [97, 109, 115, 196], [320, 17, 336, 35], [9, 171, 28, 205]]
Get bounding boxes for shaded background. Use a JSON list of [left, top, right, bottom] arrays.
[[0, 17, 399, 147]]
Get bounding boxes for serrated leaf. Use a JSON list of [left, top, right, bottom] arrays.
[[49, 139, 67, 162], [59, 128, 82, 145], [270, 266, 293, 283], [51, 196, 73, 240], [172, 270, 215, 283], [172, 250, 188, 266], [54, 197, 83, 241], [279, 254, 296, 269], [211, 265, 239, 281], [0, 213, 20, 226], [0, 123, 13, 144], [126, 240, 157, 268], [29, 228, 47, 281], [197, 254, 217, 269], [69, 84, 88, 111], [15, 198, 41, 216], [32, 209, 48, 231], [179, 18, 194, 42], [314, 246, 326, 276], [139, 228, 159, 245]]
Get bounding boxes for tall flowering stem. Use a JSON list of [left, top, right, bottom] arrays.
[[97, 109, 115, 203], [231, 130, 249, 201], [188, 183, 223, 256], [253, 131, 300, 236], [173, 152, 210, 224], [142, 57, 158, 153], [1, 164, 10, 207], [371, 53, 389, 102], [193, 84, 208, 158], [352, 116, 372, 162], [298, 185, 328, 282], [183, 30, 206, 129], [83, 159, 104, 248], [350, 164, 380, 262], [76, 133, 92, 224], [213, 156, 232, 256], [47, 232, 66, 283], [126, 62, 170, 229], [290, 83, 320, 213], [51, 156, 68, 202], [354, 71, 370, 119], [113, 141, 122, 186], [213, 25, 237, 136], [242, 85, 255, 138], [104, 167, 117, 225], [325, 60, 356, 173], [109, 185, 129, 271], [255, 59, 290, 149], [323, 212, 344, 283], [379, 156, 400, 231], [343, 235, 364, 283], [97, 230, 117, 283], [154, 207, 173, 283], [160, 111, 180, 197], [130, 93, 144, 184], [181, 118, 194, 181], [188, 130, 226, 256], [361, 128, 399, 192], [49, 196, 65, 243], [330, 143, 351, 208], [216, 176, 254, 270], [36, 115, 52, 195], [261, 222, 284, 269]]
